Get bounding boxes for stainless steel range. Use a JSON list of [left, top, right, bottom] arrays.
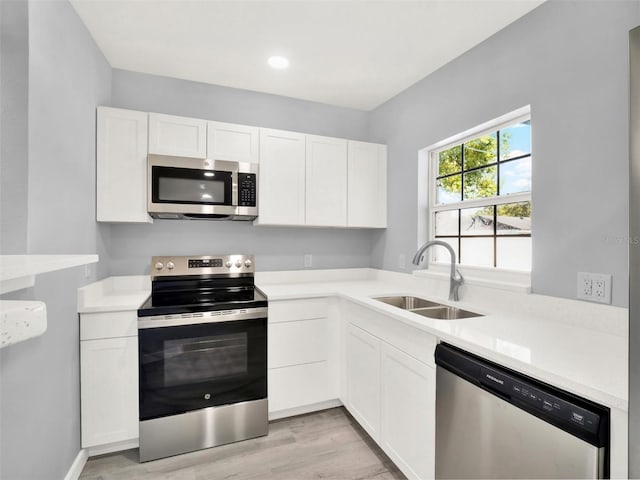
[[137, 254, 268, 462]]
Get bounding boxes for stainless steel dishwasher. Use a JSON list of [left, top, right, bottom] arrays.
[[435, 344, 609, 479]]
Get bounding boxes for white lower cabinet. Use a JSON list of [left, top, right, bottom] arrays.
[[381, 343, 435, 480], [267, 298, 339, 418], [345, 323, 382, 441], [80, 311, 139, 452], [344, 302, 436, 480]]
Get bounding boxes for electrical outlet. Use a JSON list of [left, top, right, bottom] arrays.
[[304, 254, 313, 268], [577, 272, 612, 304]]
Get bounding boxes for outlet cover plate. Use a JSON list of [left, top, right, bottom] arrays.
[[577, 272, 612, 304]]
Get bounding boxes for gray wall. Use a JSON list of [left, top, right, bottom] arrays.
[[0, 0, 29, 254], [108, 69, 373, 275], [0, 1, 111, 479], [368, 0, 640, 308]]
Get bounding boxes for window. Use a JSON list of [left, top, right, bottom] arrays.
[[428, 112, 531, 271]]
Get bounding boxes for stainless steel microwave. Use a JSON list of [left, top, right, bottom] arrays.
[[147, 154, 258, 220]]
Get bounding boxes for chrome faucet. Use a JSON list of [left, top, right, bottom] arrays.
[[412, 240, 464, 301]]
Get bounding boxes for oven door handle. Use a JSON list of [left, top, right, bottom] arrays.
[[138, 307, 267, 329]]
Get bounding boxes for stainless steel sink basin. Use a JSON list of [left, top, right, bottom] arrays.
[[410, 306, 481, 320], [374, 296, 441, 310], [373, 295, 482, 320]]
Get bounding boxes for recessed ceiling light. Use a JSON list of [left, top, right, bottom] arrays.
[[268, 56, 289, 69]]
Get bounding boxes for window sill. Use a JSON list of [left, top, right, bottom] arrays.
[[413, 263, 531, 294]]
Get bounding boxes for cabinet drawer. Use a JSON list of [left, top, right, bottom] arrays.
[[269, 318, 327, 368], [80, 311, 138, 340], [269, 298, 328, 323], [268, 362, 335, 413]]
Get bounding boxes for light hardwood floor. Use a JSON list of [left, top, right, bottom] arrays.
[[79, 407, 406, 480]]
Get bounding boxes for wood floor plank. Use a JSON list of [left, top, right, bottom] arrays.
[[80, 408, 406, 480]]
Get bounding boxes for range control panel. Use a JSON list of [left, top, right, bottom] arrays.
[[151, 254, 254, 278]]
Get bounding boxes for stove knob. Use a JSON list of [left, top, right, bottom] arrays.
[[154, 262, 164, 271], [244, 259, 252, 268], [166, 261, 175, 270], [225, 260, 233, 268], [235, 259, 243, 268]]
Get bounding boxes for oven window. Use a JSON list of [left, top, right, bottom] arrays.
[[152, 166, 233, 205], [163, 333, 248, 387]]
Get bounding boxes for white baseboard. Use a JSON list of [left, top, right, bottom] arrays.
[[268, 399, 342, 421], [64, 449, 88, 480]]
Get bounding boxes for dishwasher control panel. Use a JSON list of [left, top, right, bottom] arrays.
[[480, 366, 601, 434]]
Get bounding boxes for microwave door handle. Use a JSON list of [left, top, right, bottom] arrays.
[[231, 170, 238, 206]]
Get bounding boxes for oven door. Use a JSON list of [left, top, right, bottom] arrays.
[[148, 154, 240, 216], [138, 309, 267, 421]]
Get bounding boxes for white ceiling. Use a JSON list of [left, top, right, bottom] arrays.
[[70, 0, 544, 111]]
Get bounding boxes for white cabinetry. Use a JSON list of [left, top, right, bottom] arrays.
[[343, 301, 436, 480], [256, 131, 386, 228], [381, 343, 435, 480], [267, 298, 339, 418], [207, 121, 259, 163], [80, 311, 139, 454], [347, 141, 387, 228], [148, 112, 207, 158], [256, 128, 306, 225], [306, 135, 347, 226], [96, 107, 151, 223], [345, 323, 382, 441]]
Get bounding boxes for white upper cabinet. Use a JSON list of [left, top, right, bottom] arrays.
[[256, 128, 306, 225], [207, 121, 259, 163], [96, 106, 152, 223], [305, 135, 348, 227], [148, 113, 207, 158], [347, 141, 387, 228]]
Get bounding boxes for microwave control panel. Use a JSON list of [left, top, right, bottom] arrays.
[[238, 173, 257, 207]]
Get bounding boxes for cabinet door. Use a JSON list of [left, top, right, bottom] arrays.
[[148, 112, 207, 158], [207, 121, 259, 163], [306, 135, 347, 226], [381, 343, 435, 480], [347, 141, 387, 228], [81, 337, 139, 448], [346, 323, 381, 442], [256, 128, 306, 225], [96, 107, 151, 223]]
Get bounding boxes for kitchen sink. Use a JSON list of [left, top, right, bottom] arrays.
[[374, 296, 441, 310], [373, 296, 483, 320], [410, 306, 481, 320]]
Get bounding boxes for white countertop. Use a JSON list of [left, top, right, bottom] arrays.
[[259, 269, 628, 412], [77, 275, 150, 313], [78, 268, 629, 411]]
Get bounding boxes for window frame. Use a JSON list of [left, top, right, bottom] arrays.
[[422, 107, 532, 281]]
